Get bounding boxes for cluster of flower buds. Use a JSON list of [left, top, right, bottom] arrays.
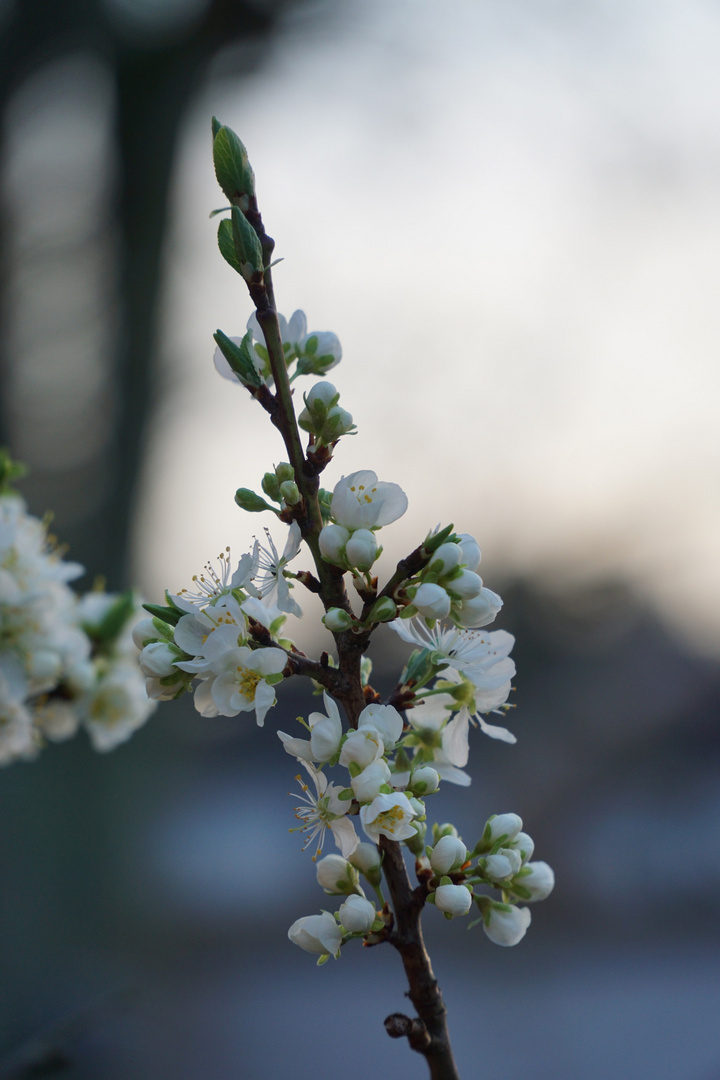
[[400, 532, 503, 628], [288, 845, 386, 963], [288, 812, 553, 962], [0, 475, 156, 763], [423, 815, 554, 945]]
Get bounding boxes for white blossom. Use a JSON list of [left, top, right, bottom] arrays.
[[330, 471, 408, 531], [412, 583, 451, 620], [430, 835, 467, 876], [509, 861, 555, 902], [344, 529, 378, 571], [339, 727, 384, 770], [351, 758, 392, 804], [337, 895, 376, 934], [357, 702, 403, 752], [291, 762, 358, 860], [288, 911, 342, 957], [359, 791, 417, 842], [434, 884, 473, 917], [480, 901, 532, 947], [252, 523, 303, 617]]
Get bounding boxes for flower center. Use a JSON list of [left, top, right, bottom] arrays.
[[237, 666, 262, 700]]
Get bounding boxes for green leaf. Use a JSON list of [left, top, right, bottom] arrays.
[[211, 116, 222, 139], [231, 205, 263, 274], [217, 218, 243, 274], [213, 125, 255, 202], [213, 329, 262, 389]]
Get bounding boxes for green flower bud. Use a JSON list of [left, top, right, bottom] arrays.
[[323, 607, 354, 632], [261, 472, 281, 501], [234, 488, 278, 514], [279, 480, 301, 506], [366, 596, 397, 624]]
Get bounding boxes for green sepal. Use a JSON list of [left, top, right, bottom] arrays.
[[337, 787, 354, 801], [316, 953, 331, 967], [423, 523, 456, 555], [212, 123, 255, 203], [213, 329, 262, 389], [142, 602, 182, 627]]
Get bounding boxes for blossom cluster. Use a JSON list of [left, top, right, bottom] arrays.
[[138, 299, 555, 962], [289, 813, 554, 962], [0, 490, 156, 764]]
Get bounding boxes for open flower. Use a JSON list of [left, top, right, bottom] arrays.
[[252, 523, 303, 617], [291, 762, 358, 860], [359, 791, 417, 842], [329, 471, 408, 531], [202, 644, 287, 724], [170, 549, 257, 613]]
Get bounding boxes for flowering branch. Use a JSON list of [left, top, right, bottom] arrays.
[[0, 122, 557, 1079]]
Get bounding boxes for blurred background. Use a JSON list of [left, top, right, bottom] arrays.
[[1, 0, 720, 1077]]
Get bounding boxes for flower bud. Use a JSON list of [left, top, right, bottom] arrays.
[[447, 569, 483, 600], [509, 832, 535, 864], [509, 861, 555, 902], [261, 471, 281, 501], [456, 587, 503, 628], [323, 607, 354, 632], [319, 524, 350, 565], [235, 488, 277, 514], [297, 332, 342, 375], [477, 899, 531, 947], [412, 582, 451, 619], [132, 617, 160, 649], [316, 854, 361, 895], [434, 883, 473, 917], [410, 766, 440, 796], [429, 542, 462, 575], [351, 758, 392, 803], [366, 596, 397, 624], [345, 529, 378, 571], [457, 533, 481, 572], [475, 813, 523, 853], [275, 462, 295, 485], [349, 842, 382, 878], [340, 728, 383, 769], [288, 912, 342, 956], [430, 835, 467, 875], [483, 849, 522, 882], [337, 895, 376, 934], [305, 380, 339, 412], [321, 405, 355, 443], [138, 642, 179, 679], [279, 480, 301, 506]]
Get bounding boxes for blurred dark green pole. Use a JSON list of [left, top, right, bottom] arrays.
[[0, 0, 305, 588]]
